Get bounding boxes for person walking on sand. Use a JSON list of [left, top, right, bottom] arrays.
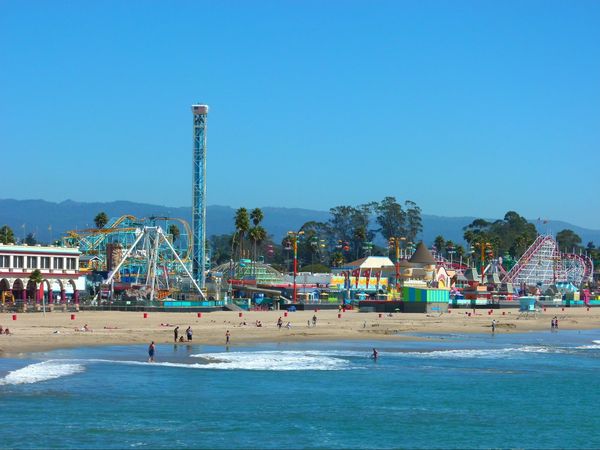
[[174, 326, 179, 343], [148, 341, 155, 362], [491, 319, 496, 333], [226, 330, 231, 344], [186, 326, 193, 341], [312, 315, 317, 327], [277, 317, 283, 329]]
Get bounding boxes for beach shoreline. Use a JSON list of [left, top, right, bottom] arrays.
[[1, 308, 598, 357]]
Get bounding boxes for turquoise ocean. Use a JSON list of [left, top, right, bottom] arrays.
[[2, 330, 600, 449]]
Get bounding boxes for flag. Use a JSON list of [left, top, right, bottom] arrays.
[[375, 270, 381, 289], [352, 268, 360, 288], [341, 271, 348, 289], [364, 268, 372, 288]]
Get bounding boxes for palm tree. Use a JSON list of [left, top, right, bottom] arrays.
[[94, 212, 109, 229], [433, 235, 446, 257], [234, 208, 250, 259], [249, 208, 265, 267], [330, 252, 345, 268], [249, 225, 267, 276], [250, 208, 264, 227], [168, 224, 180, 244], [29, 269, 43, 302]]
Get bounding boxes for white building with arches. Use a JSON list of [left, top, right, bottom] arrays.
[[0, 243, 81, 305]]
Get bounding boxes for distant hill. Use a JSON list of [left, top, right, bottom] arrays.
[[1, 198, 599, 247]]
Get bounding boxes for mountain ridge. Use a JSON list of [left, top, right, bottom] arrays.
[[1, 198, 599, 247]]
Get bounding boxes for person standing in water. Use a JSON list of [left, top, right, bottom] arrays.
[[372, 348, 378, 360], [186, 326, 193, 341], [174, 326, 179, 343], [226, 330, 231, 344], [148, 341, 155, 362], [491, 319, 496, 333]]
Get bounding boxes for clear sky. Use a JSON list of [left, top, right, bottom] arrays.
[[1, 1, 599, 228]]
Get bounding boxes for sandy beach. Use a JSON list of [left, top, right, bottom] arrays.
[[1, 307, 599, 356]]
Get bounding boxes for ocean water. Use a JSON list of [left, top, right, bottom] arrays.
[[2, 330, 600, 449]]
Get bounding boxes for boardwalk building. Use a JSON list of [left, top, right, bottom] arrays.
[[0, 244, 81, 304]]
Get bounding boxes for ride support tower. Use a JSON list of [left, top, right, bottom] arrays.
[[192, 104, 209, 289]]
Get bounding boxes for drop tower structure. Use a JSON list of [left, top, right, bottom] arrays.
[[191, 104, 209, 288]]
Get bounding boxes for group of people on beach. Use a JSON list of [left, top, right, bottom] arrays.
[[146, 316, 385, 364], [173, 326, 193, 342], [0, 325, 10, 335], [551, 316, 559, 329], [276, 317, 292, 329]]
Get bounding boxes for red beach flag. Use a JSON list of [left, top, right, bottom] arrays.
[[364, 268, 372, 287]]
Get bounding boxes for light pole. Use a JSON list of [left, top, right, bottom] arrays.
[[228, 230, 239, 301], [475, 241, 492, 283], [389, 237, 405, 291], [447, 244, 456, 266], [389, 238, 400, 280], [287, 230, 304, 303]]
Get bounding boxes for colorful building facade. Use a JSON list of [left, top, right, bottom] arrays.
[[0, 244, 81, 304]]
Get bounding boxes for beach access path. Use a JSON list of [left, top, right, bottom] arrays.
[[0, 307, 597, 356]]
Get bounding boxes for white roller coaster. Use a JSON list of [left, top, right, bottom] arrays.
[[502, 235, 593, 288]]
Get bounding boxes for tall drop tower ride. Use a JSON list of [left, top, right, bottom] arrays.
[[191, 104, 209, 288]]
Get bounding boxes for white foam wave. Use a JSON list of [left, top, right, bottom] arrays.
[[397, 346, 559, 359], [187, 346, 559, 367], [573, 341, 600, 350], [191, 351, 349, 371], [65, 355, 349, 371], [0, 360, 85, 385], [81, 358, 208, 370]]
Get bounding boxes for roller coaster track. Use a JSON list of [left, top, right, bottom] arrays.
[[66, 215, 193, 261], [502, 235, 593, 286]]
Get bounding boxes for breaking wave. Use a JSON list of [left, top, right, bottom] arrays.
[[0, 360, 85, 385], [191, 350, 351, 371]]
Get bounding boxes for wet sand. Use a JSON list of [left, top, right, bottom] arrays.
[[0, 307, 598, 356]]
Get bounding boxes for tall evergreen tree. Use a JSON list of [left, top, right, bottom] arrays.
[[405, 200, 423, 242], [0, 225, 15, 244], [556, 229, 582, 252], [376, 196, 406, 241]]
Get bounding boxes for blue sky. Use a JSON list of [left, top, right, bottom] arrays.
[[1, 0, 599, 228]]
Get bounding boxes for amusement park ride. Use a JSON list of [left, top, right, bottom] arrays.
[[64, 215, 201, 302], [57, 104, 212, 304], [64, 215, 192, 267], [436, 234, 593, 289], [95, 226, 205, 302], [502, 234, 593, 288]]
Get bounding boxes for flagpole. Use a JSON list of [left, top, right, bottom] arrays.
[[346, 271, 350, 304]]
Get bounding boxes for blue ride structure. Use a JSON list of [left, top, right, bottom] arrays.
[[191, 104, 209, 289]]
